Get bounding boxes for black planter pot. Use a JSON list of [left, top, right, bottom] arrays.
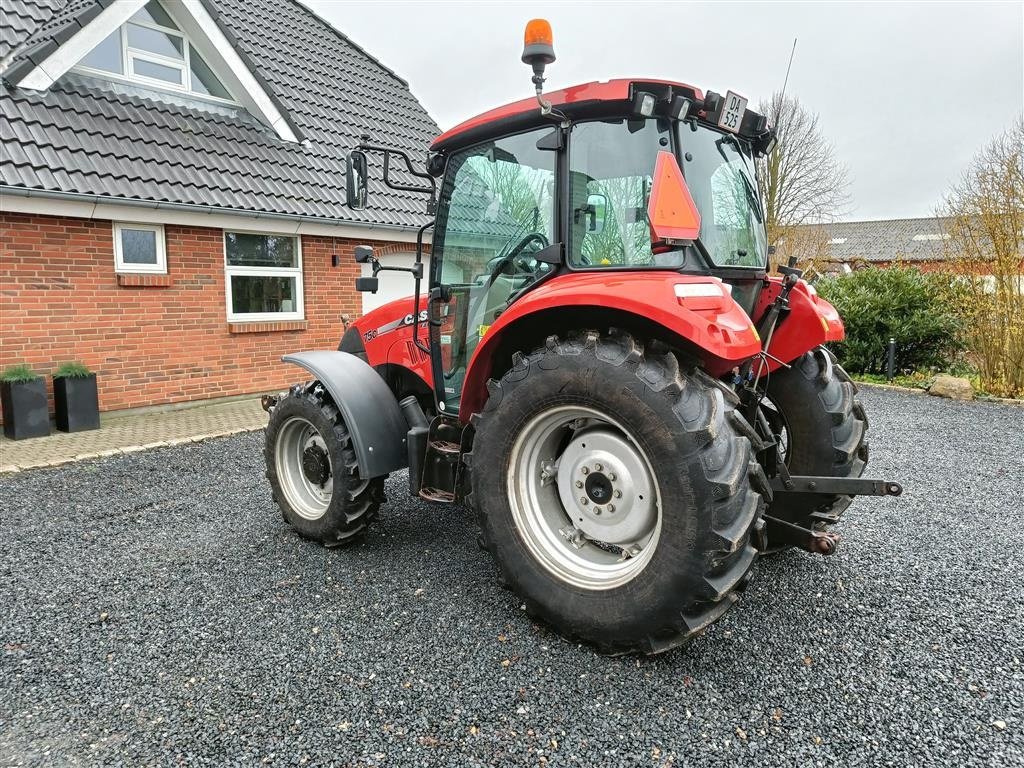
[[54, 374, 100, 433], [1, 377, 50, 440]]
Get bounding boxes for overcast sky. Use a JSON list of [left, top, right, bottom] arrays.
[[302, 1, 1023, 222]]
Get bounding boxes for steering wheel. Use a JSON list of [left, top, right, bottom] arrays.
[[485, 232, 549, 288]]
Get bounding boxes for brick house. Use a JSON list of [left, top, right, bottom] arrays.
[[1, 0, 438, 417]]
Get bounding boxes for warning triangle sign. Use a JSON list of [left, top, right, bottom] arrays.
[[647, 150, 701, 243]]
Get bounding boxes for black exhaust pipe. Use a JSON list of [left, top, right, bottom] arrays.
[[400, 396, 429, 496]]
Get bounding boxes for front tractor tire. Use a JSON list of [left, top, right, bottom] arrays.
[[762, 346, 869, 530], [264, 383, 385, 546], [469, 330, 767, 656]]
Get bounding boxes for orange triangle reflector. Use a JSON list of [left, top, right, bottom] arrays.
[[647, 150, 701, 243]]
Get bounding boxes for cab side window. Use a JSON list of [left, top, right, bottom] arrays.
[[567, 119, 671, 267]]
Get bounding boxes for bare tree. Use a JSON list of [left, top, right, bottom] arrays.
[[771, 223, 833, 275], [941, 118, 1024, 397], [756, 93, 851, 255]]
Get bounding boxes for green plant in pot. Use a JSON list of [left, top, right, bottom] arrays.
[[53, 362, 99, 433], [1, 364, 50, 440]]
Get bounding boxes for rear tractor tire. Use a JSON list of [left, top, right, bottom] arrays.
[[264, 383, 385, 546], [468, 329, 767, 656], [761, 346, 869, 538]]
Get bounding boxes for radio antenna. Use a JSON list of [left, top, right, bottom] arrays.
[[780, 37, 797, 101]]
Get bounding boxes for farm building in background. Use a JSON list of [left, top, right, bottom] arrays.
[[777, 217, 964, 277]]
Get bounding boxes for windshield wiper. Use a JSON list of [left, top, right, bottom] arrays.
[[717, 137, 764, 224]]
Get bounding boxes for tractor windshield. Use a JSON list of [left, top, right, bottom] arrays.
[[680, 125, 768, 269]]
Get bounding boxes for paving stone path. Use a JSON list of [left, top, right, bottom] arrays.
[[0, 397, 267, 473]]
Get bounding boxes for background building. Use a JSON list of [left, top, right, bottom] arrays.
[[1, 0, 437, 416], [777, 217, 962, 276]]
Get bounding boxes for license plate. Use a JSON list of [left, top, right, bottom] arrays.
[[717, 90, 747, 134]]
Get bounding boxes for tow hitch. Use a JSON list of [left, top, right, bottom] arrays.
[[763, 515, 841, 555], [764, 473, 903, 555]]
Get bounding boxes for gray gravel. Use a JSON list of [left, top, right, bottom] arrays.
[[1, 387, 1022, 767]]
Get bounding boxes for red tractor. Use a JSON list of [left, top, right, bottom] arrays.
[[263, 20, 900, 655]]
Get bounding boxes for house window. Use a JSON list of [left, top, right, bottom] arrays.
[[113, 222, 166, 274], [77, 1, 233, 102], [224, 232, 303, 321]]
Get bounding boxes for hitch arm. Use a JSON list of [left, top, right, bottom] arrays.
[[769, 475, 903, 497]]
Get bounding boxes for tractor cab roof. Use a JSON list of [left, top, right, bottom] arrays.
[[431, 78, 771, 155]]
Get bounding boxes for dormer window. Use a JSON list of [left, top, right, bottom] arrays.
[[76, 1, 232, 102]]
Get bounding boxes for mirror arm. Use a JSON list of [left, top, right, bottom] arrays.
[[358, 141, 438, 213]]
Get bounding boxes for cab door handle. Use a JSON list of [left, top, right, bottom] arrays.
[[427, 286, 451, 327]]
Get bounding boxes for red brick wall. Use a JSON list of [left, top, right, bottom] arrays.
[[0, 212, 407, 416]]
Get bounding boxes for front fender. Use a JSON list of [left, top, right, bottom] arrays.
[[760, 279, 845, 373], [282, 351, 408, 479], [459, 271, 762, 418]]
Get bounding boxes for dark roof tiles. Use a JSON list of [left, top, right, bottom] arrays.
[[804, 218, 958, 263], [1, 0, 440, 228]]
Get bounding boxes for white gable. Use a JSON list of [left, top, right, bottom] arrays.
[[12, 0, 298, 143]]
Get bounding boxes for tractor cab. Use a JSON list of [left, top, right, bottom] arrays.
[[419, 77, 772, 412], [347, 60, 776, 414]]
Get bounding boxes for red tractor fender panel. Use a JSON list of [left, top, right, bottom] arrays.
[[459, 271, 761, 418], [348, 297, 434, 389], [758, 277, 845, 373]]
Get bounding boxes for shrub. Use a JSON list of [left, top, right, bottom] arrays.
[[816, 265, 966, 375], [0, 364, 39, 383], [54, 361, 92, 379]]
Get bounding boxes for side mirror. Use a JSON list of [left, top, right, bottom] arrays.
[[354, 245, 375, 264], [355, 276, 378, 293], [346, 150, 368, 210], [583, 193, 608, 234]]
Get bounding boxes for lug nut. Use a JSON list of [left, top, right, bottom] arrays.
[[581, 467, 589, 475], [607, 504, 615, 513], [580, 497, 589, 506], [614, 490, 622, 499], [575, 480, 583, 488], [594, 463, 603, 471], [608, 472, 616, 481], [594, 507, 602, 515]]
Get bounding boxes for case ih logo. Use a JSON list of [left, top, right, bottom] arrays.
[[364, 310, 428, 342]]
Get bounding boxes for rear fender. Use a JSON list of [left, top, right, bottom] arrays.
[[760, 278, 845, 373], [458, 271, 762, 418], [281, 351, 409, 479]]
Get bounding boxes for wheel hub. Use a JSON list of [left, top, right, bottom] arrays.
[[584, 472, 613, 504], [555, 428, 656, 547], [508, 405, 662, 591], [302, 444, 330, 485]]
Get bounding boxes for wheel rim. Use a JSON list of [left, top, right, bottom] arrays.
[[275, 416, 333, 521], [507, 405, 662, 590]]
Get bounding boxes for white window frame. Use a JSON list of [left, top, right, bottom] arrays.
[[113, 222, 166, 274], [73, 2, 237, 105], [224, 231, 304, 322]]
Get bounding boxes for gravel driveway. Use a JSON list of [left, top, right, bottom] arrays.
[[1, 387, 1022, 767]]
